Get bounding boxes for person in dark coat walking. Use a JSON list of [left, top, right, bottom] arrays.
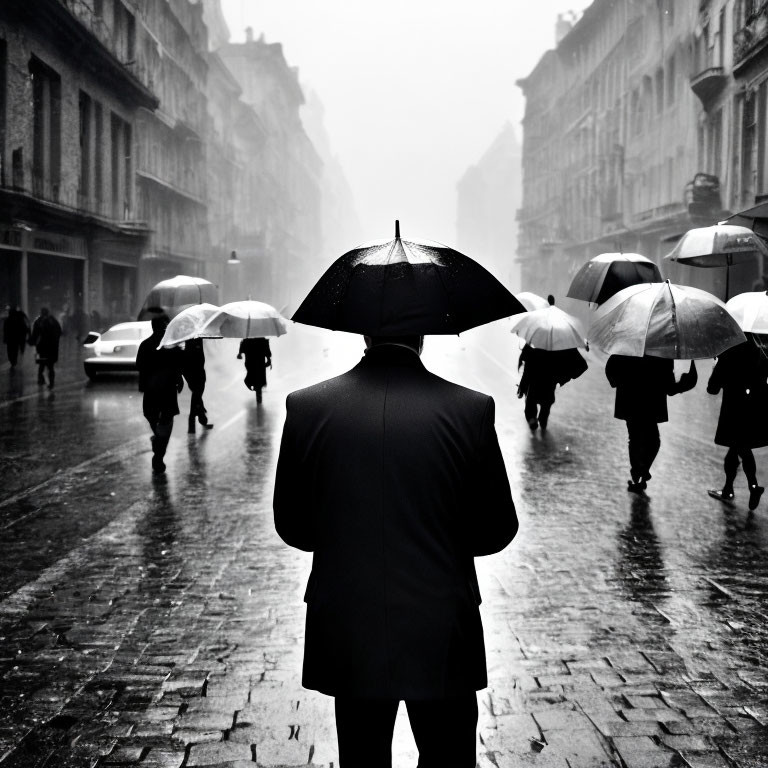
[[136, 314, 184, 474], [29, 307, 62, 388], [706, 335, 768, 510], [273, 335, 518, 768], [517, 344, 587, 430], [237, 337, 271, 403], [606, 354, 697, 493], [3, 306, 30, 369], [182, 338, 213, 433]]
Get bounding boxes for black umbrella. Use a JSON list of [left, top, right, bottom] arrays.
[[292, 221, 525, 335], [567, 253, 663, 305], [726, 201, 768, 240]]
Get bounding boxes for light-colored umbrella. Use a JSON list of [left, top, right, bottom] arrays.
[[515, 291, 550, 311], [664, 224, 768, 299], [725, 291, 768, 334], [204, 300, 288, 338], [588, 280, 745, 359], [509, 305, 587, 351], [567, 253, 663, 305], [158, 303, 222, 348], [138, 275, 219, 320]]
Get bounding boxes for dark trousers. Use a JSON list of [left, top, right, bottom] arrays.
[[189, 389, 208, 424], [626, 418, 660, 482], [143, 405, 174, 461], [6, 342, 21, 366], [37, 360, 55, 386], [524, 396, 552, 428], [724, 445, 757, 488], [334, 694, 478, 768]]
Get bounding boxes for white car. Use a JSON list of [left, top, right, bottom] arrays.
[[83, 321, 153, 379]]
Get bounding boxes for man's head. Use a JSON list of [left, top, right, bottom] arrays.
[[364, 335, 424, 355], [151, 314, 170, 335]]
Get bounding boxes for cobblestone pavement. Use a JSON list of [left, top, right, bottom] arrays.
[[2, 321, 768, 767]]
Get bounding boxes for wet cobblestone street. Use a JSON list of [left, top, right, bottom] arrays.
[[2, 323, 768, 767]]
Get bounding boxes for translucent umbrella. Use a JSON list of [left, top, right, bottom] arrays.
[[509, 305, 587, 350], [138, 275, 219, 320], [292, 220, 525, 335], [588, 280, 745, 359], [725, 291, 768, 333], [203, 300, 288, 338], [567, 253, 663, 305], [664, 224, 768, 300], [515, 291, 550, 311], [158, 303, 222, 348]]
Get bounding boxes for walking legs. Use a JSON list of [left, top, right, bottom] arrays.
[[626, 419, 660, 490]]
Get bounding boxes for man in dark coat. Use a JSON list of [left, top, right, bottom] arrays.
[[237, 337, 271, 403], [273, 335, 518, 767], [517, 344, 588, 430], [136, 314, 184, 474], [706, 335, 768, 510], [182, 338, 213, 433], [3, 306, 30, 369], [606, 354, 697, 493], [29, 307, 62, 389]]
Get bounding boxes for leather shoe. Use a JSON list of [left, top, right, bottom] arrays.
[[707, 489, 734, 503], [627, 479, 646, 493], [749, 485, 764, 511]]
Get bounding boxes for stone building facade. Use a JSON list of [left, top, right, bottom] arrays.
[[0, 0, 158, 331], [517, 0, 768, 302]]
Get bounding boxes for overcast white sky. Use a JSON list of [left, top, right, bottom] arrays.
[[220, 1, 587, 246]]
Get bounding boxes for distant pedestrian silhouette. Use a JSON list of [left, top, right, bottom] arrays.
[[238, 337, 271, 403], [706, 335, 768, 510], [606, 354, 697, 493], [182, 338, 213, 433], [30, 307, 62, 389], [3, 306, 30, 369], [137, 314, 184, 474]]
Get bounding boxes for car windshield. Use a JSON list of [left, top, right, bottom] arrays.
[[100, 327, 146, 342]]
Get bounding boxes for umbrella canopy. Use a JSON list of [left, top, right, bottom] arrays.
[[725, 201, 768, 239], [158, 303, 222, 348], [509, 305, 587, 351], [138, 275, 218, 320], [725, 291, 768, 334], [664, 224, 767, 268], [292, 221, 525, 335], [567, 253, 663, 305], [588, 280, 745, 359], [204, 300, 287, 338], [515, 291, 550, 311]]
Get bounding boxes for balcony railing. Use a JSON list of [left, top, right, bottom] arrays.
[[690, 66, 727, 108], [734, 4, 768, 73]]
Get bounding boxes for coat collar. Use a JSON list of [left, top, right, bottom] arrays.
[[360, 343, 425, 369]]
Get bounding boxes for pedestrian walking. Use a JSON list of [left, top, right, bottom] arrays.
[[237, 337, 271, 403], [136, 313, 184, 474], [3, 305, 30, 369], [517, 343, 587, 430], [182, 337, 213, 433], [606, 354, 698, 493], [706, 334, 768, 510], [274, 335, 518, 768], [29, 307, 62, 389]]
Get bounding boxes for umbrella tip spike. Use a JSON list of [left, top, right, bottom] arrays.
[[395, 220, 400, 239]]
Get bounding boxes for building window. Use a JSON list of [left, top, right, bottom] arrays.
[[0, 39, 6, 187], [78, 91, 92, 205], [758, 82, 768, 195], [666, 54, 675, 107], [655, 68, 664, 114], [111, 112, 132, 220], [94, 102, 103, 211], [29, 56, 61, 202], [112, 0, 136, 63]]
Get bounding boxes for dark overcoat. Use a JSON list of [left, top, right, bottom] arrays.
[[273, 344, 518, 700], [518, 345, 588, 404], [239, 338, 271, 390], [605, 354, 681, 422], [707, 339, 768, 448], [30, 314, 61, 363], [136, 332, 183, 421], [182, 338, 206, 393]]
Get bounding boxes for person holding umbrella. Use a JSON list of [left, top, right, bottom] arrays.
[[591, 280, 745, 493], [273, 222, 520, 767], [513, 295, 588, 430], [238, 337, 271, 403], [137, 312, 184, 474], [182, 338, 213, 433]]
